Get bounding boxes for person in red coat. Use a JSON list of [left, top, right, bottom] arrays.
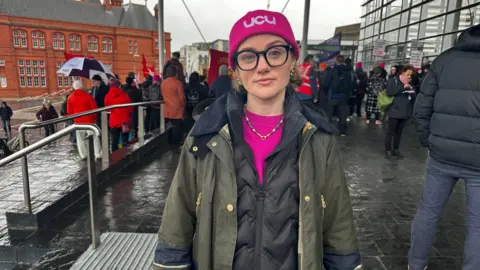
[[104, 81, 133, 152], [67, 80, 102, 160]]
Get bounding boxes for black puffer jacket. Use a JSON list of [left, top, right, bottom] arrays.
[[386, 76, 414, 119], [413, 25, 480, 170], [229, 91, 304, 269]]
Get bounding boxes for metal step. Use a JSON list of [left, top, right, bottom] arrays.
[[70, 232, 157, 270]]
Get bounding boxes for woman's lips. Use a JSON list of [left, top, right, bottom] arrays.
[[255, 78, 275, 86]]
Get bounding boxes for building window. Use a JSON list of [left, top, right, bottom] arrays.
[[104, 63, 113, 70], [18, 59, 46, 88], [0, 77, 6, 88], [129, 40, 133, 54], [32, 31, 45, 49], [88, 36, 98, 52], [13, 30, 27, 48], [0, 59, 4, 66], [53, 32, 65, 50], [102, 38, 113, 53], [69, 34, 82, 51], [156, 39, 158, 49], [56, 61, 72, 87], [134, 41, 138, 54]]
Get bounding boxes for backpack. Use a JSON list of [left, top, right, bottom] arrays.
[[187, 87, 200, 108], [330, 67, 352, 97], [147, 85, 161, 102]]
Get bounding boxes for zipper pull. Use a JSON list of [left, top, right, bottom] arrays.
[[321, 195, 326, 209], [196, 192, 202, 207], [255, 185, 265, 201]]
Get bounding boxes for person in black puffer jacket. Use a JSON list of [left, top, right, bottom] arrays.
[[124, 77, 143, 139], [409, 25, 480, 270], [0, 101, 13, 138]]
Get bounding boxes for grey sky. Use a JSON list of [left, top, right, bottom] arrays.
[[131, 0, 363, 51]]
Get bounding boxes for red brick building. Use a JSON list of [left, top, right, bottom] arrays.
[[0, 0, 171, 98]]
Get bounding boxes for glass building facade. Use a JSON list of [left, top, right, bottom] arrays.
[[358, 0, 480, 71]]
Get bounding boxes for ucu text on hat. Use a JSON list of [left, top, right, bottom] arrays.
[[243, 15, 276, 28]]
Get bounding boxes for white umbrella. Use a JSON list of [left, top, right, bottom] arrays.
[[56, 57, 114, 79]]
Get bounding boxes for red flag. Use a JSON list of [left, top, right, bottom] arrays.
[[142, 54, 156, 78], [207, 49, 229, 86]]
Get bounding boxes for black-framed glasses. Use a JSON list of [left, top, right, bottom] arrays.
[[234, 45, 292, 71]]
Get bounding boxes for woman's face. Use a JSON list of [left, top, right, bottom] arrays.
[[402, 69, 413, 80], [235, 34, 295, 101], [390, 67, 396, 74]]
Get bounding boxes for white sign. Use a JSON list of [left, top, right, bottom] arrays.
[[410, 50, 423, 69], [373, 39, 386, 57]]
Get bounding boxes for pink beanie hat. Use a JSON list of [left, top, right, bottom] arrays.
[[229, 10, 300, 69]]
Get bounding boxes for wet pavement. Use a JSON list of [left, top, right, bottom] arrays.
[[1, 118, 468, 269]]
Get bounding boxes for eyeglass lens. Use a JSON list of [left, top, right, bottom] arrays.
[[237, 46, 289, 71]]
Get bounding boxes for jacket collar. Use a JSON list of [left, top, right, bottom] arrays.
[[191, 86, 335, 137]]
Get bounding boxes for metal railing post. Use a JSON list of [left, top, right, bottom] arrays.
[[19, 127, 32, 213], [101, 111, 109, 164], [86, 134, 101, 249], [160, 103, 165, 133], [138, 106, 145, 145]]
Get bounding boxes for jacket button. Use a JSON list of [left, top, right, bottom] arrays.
[[304, 196, 310, 202], [227, 204, 234, 212], [192, 146, 198, 151], [212, 142, 217, 147]]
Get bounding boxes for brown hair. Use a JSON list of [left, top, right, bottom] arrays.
[[400, 65, 414, 74], [336, 55, 345, 64]]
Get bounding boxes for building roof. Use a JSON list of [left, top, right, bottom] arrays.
[[0, 0, 158, 31]]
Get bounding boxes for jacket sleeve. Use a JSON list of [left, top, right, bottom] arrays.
[[8, 107, 13, 118], [413, 67, 438, 148], [90, 97, 98, 121], [36, 109, 42, 120], [323, 136, 362, 270], [386, 77, 402, 97], [154, 139, 198, 270]]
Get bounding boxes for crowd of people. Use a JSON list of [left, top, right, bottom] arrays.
[[295, 53, 431, 159]]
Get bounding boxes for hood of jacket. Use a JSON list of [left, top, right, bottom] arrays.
[[455, 24, 480, 52], [71, 89, 90, 97], [190, 86, 336, 138], [108, 87, 126, 98]]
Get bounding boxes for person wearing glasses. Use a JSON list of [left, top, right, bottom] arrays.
[[154, 9, 361, 270]]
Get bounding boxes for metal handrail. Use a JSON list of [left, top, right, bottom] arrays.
[[0, 124, 101, 213], [24, 101, 164, 128]]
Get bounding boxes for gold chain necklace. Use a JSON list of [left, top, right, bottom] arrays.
[[244, 106, 284, 140]]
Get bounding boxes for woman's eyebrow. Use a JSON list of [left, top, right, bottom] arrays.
[[238, 40, 287, 51]]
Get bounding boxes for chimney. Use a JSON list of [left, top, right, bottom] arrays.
[[104, 0, 112, 11], [154, 4, 158, 19]]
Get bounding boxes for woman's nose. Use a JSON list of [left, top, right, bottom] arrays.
[[256, 54, 270, 72]]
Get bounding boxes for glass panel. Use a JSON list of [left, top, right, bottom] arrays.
[[386, 0, 402, 16], [397, 43, 407, 58], [421, 0, 448, 20], [423, 35, 443, 56], [385, 45, 398, 59], [410, 6, 421, 24], [399, 27, 407, 41], [408, 23, 419, 40], [385, 14, 401, 31], [385, 29, 399, 43], [402, 0, 412, 9], [419, 15, 445, 39], [400, 11, 409, 26]]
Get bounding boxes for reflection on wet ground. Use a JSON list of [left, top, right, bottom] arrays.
[[6, 118, 467, 269]]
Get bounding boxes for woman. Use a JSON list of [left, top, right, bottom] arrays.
[[104, 80, 133, 152], [161, 65, 186, 147], [366, 67, 386, 124], [36, 100, 58, 137], [388, 65, 398, 79], [154, 10, 361, 270], [385, 65, 416, 159]]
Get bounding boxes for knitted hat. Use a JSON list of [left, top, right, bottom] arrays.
[[153, 75, 161, 82], [355, 62, 363, 69], [319, 62, 328, 70], [228, 10, 299, 69], [379, 62, 385, 68]]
